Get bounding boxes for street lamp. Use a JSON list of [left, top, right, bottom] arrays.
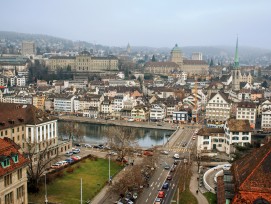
[[109, 154, 111, 185], [45, 172, 48, 204]]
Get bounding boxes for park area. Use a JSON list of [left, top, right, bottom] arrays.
[[29, 157, 122, 204]]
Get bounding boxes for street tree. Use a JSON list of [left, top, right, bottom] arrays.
[[59, 121, 84, 142], [25, 141, 59, 193], [105, 127, 138, 163]]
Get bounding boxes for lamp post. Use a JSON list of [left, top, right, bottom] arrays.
[[45, 172, 48, 204], [109, 154, 111, 184]]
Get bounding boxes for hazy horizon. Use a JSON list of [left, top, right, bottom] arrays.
[[1, 0, 271, 49]]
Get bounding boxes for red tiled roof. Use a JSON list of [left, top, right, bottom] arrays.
[[0, 137, 28, 177], [0, 103, 57, 130], [231, 141, 271, 203]]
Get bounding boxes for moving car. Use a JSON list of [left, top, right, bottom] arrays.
[[162, 182, 169, 189], [84, 144, 92, 148], [164, 164, 170, 170], [157, 191, 165, 198], [154, 198, 162, 204], [173, 153, 180, 159], [128, 118, 134, 122], [65, 158, 74, 164], [160, 150, 169, 155], [167, 175, 172, 180]]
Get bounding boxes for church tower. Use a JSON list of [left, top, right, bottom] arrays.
[[170, 44, 183, 68], [232, 38, 241, 91], [126, 43, 131, 54]]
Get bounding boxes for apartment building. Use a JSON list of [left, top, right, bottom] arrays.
[[261, 110, 271, 130], [224, 119, 252, 154], [206, 92, 232, 127], [172, 111, 188, 123], [0, 137, 29, 204], [236, 102, 256, 129], [100, 97, 112, 115], [149, 104, 165, 121], [54, 95, 76, 113], [131, 105, 149, 121], [32, 95, 45, 111]]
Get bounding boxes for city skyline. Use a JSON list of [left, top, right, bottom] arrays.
[[1, 0, 271, 49]]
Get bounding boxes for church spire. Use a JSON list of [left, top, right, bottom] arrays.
[[234, 37, 239, 68]]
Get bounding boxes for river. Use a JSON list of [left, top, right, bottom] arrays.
[[58, 121, 174, 148]]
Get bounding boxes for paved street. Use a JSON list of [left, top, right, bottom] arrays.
[[136, 126, 197, 204]]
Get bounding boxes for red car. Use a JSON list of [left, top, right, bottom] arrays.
[[167, 175, 172, 180], [71, 156, 81, 161], [157, 191, 165, 198], [143, 150, 153, 156]]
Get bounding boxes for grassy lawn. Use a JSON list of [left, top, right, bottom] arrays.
[[179, 189, 198, 204], [29, 158, 122, 204], [204, 192, 217, 204]]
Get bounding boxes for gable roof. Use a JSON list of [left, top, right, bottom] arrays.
[[0, 137, 28, 176], [209, 91, 231, 104], [226, 119, 252, 132], [197, 128, 225, 136]]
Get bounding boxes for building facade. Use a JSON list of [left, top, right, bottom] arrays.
[[21, 41, 35, 56], [236, 102, 256, 129], [0, 137, 29, 204]]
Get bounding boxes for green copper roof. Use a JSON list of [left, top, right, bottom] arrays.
[[171, 44, 181, 52], [234, 37, 239, 68]]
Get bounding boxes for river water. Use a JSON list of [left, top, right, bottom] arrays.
[[58, 121, 174, 148]]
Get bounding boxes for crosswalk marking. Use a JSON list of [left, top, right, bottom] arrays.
[[166, 147, 192, 152]]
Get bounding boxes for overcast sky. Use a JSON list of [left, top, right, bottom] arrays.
[[1, 0, 271, 49]]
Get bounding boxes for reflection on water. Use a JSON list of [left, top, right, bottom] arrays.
[[58, 121, 174, 148]]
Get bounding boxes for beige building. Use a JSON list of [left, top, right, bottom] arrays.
[[192, 52, 203, 60], [145, 44, 209, 75], [48, 51, 119, 73], [32, 95, 46, 111], [48, 56, 75, 72], [0, 137, 29, 204]]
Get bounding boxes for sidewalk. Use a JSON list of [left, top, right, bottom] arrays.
[[189, 162, 209, 204]]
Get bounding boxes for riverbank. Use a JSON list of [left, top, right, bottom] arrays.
[[58, 115, 176, 130]]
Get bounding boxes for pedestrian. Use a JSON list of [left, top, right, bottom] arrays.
[[196, 190, 198, 194]]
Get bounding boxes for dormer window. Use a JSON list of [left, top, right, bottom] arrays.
[[12, 154, 19, 163], [1, 157, 10, 168]]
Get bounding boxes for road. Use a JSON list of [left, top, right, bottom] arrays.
[[136, 126, 198, 204]]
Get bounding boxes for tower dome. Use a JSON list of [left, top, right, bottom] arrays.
[[170, 44, 183, 67]]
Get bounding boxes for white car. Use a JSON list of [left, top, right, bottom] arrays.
[[128, 118, 134, 122], [173, 153, 180, 159], [84, 144, 92, 148]]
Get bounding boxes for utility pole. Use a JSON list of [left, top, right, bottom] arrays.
[[109, 154, 111, 184], [177, 187, 180, 204], [81, 178, 82, 204]]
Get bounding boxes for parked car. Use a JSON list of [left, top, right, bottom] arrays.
[[65, 158, 74, 164], [157, 191, 165, 198], [182, 142, 187, 147], [65, 151, 73, 156], [162, 182, 169, 189], [174, 160, 178, 165], [173, 153, 180, 159], [57, 161, 68, 166], [108, 151, 118, 156], [84, 144, 92, 148], [71, 156, 81, 161], [160, 150, 169, 155], [51, 163, 62, 169], [192, 136, 196, 140], [132, 192, 138, 200], [74, 143, 81, 147], [72, 149, 80, 154], [128, 118, 134, 122], [170, 167, 176, 172], [143, 150, 153, 156], [167, 175, 172, 180], [93, 145, 100, 149]]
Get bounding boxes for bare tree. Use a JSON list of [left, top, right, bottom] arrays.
[[25, 141, 59, 193], [59, 121, 84, 142], [105, 127, 139, 163]]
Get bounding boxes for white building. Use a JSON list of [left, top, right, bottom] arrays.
[[16, 76, 26, 87], [224, 119, 252, 154], [54, 95, 76, 113], [149, 104, 165, 121], [261, 110, 271, 130], [172, 111, 188, 123], [236, 102, 256, 129]]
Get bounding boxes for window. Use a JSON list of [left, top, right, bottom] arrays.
[[17, 168, 23, 180], [12, 155, 18, 163], [17, 185, 24, 199], [4, 173, 12, 187], [242, 132, 249, 135], [5, 191, 13, 204], [232, 132, 239, 135], [1, 158, 10, 168], [203, 136, 209, 139], [203, 141, 209, 145], [232, 136, 239, 140], [242, 136, 249, 140]]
